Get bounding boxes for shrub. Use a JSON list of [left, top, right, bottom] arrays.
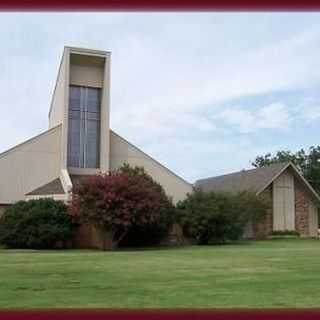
[[176, 190, 269, 245], [0, 199, 74, 249], [269, 230, 300, 237], [69, 164, 174, 249]]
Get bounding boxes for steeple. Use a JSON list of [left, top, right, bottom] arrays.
[[49, 46, 111, 174]]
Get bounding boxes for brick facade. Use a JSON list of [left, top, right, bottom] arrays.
[[294, 178, 310, 236], [249, 177, 316, 238], [252, 186, 273, 238], [72, 224, 114, 250]]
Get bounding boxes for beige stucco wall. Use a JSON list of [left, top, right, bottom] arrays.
[[273, 169, 295, 231], [70, 64, 104, 88], [49, 50, 68, 129], [109, 130, 192, 203], [100, 56, 111, 173], [0, 125, 62, 204]]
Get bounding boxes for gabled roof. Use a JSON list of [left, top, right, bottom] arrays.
[[26, 178, 65, 196], [195, 162, 288, 194], [195, 161, 320, 203], [27, 175, 94, 196]]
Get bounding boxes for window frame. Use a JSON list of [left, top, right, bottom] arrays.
[[67, 85, 101, 169]]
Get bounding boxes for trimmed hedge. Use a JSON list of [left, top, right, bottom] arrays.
[[0, 199, 74, 249], [269, 230, 300, 237]]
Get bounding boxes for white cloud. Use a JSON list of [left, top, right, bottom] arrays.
[[300, 105, 320, 122], [209, 103, 292, 134], [110, 23, 320, 144], [0, 13, 320, 181]]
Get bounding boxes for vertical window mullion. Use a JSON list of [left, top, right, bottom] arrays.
[[84, 87, 88, 168], [79, 87, 83, 168]]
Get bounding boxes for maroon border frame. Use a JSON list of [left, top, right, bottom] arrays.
[[0, 0, 320, 11], [1, 309, 320, 320], [1, 6, 319, 320]]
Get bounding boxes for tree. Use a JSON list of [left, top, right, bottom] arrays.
[[0, 199, 73, 249], [69, 164, 174, 250], [252, 146, 320, 193], [176, 190, 269, 245]]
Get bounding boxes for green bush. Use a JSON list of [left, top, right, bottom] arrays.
[[0, 199, 74, 249], [269, 230, 300, 236], [176, 190, 269, 245]]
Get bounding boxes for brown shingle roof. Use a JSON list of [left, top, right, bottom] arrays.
[[26, 178, 65, 196], [195, 162, 290, 194]]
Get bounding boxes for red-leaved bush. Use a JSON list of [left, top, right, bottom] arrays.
[[69, 165, 174, 249]]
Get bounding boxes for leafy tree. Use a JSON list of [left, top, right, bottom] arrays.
[[0, 199, 73, 249], [176, 190, 269, 245], [252, 146, 320, 193], [118, 163, 164, 193], [69, 165, 174, 250]]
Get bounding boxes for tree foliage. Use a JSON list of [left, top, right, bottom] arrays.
[[69, 164, 174, 249], [176, 190, 269, 245], [252, 146, 320, 193], [0, 199, 73, 249]]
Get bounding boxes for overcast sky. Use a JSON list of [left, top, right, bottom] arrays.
[[0, 13, 319, 183]]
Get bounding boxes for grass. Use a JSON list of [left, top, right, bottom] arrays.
[[1, 239, 320, 308]]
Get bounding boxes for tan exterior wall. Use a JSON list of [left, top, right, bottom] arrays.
[[100, 56, 111, 173], [49, 50, 68, 129], [109, 130, 192, 203], [0, 125, 62, 203], [70, 64, 104, 88], [273, 170, 295, 231]]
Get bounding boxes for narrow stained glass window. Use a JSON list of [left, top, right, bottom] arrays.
[[67, 86, 101, 168]]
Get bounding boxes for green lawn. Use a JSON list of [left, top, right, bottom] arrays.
[[1, 239, 320, 308]]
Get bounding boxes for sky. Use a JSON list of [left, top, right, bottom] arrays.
[[0, 12, 319, 183]]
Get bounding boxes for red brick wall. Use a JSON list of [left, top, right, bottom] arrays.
[[251, 178, 316, 238], [72, 224, 112, 249], [294, 178, 310, 236]]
